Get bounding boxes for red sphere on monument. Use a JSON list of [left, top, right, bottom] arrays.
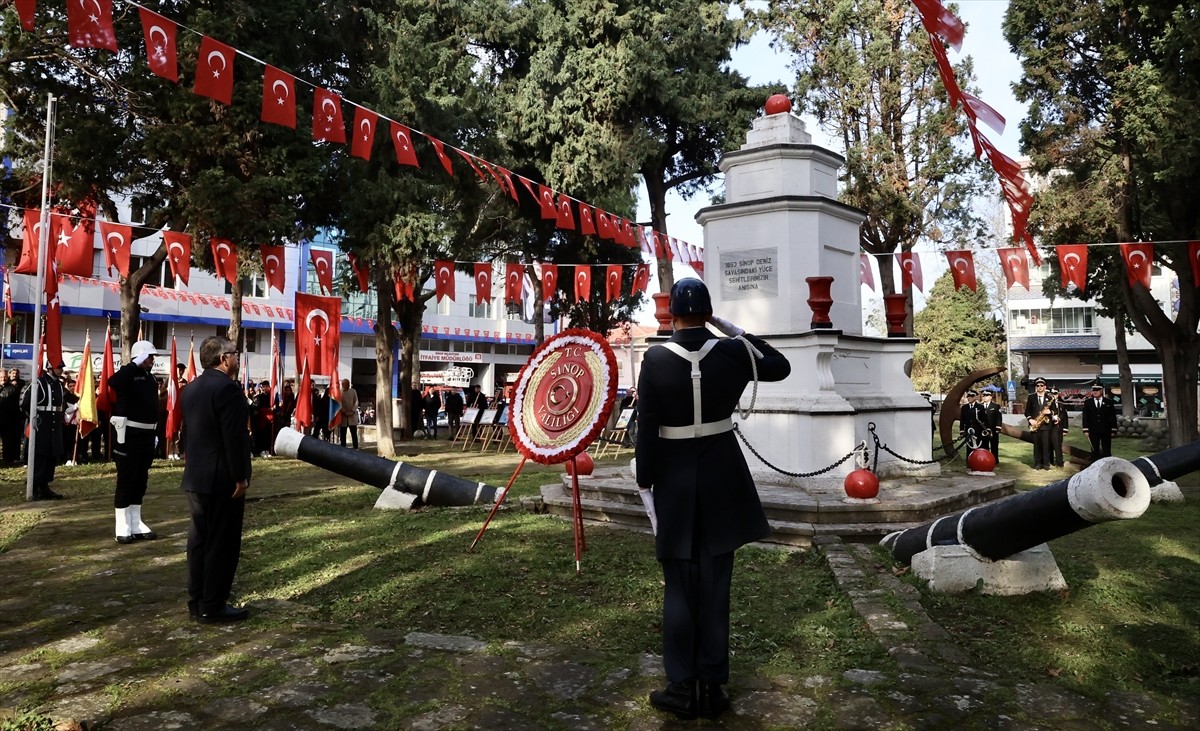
[[843, 469, 880, 500], [967, 448, 997, 473], [565, 451, 595, 476], [765, 94, 792, 115]]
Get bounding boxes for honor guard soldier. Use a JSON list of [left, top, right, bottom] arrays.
[[20, 360, 78, 500], [636, 278, 791, 720], [960, 389, 982, 446], [108, 340, 161, 543], [1048, 387, 1069, 467], [1081, 381, 1117, 459], [978, 389, 1003, 463]]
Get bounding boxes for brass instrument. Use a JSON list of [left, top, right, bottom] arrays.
[[1030, 393, 1059, 430]]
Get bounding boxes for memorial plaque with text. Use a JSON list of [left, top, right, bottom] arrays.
[[720, 247, 778, 301]]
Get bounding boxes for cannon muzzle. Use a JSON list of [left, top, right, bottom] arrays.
[[274, 427, 500, 507]]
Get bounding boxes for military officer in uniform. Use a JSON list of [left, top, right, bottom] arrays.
[[636, 278, 791, 720], [1048, 387, 1069, 467], [1023, 378, 1055, 469], [20, 360, 77, 500], [108, 340, 161, 543], [959, 390, 982, 446], [1081, 382, 1117, 459], [978, 389, 1003, 463]]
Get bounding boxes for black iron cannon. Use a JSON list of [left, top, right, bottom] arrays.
[[881, 441, 1199, 566], [274, 427, 501, 507]]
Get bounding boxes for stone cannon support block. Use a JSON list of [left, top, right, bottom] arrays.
[[374, 487, 418, 511], [910, 543, 1067, 596]]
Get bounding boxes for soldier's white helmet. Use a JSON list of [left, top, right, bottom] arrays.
[[131, 340, 157, 365]]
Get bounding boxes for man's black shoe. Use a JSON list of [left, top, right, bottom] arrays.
[[115, 535, 135, 545], [698, 682, 730, 719], [132, 531, 158, 541], [187, 601, 199, 619], [649, 681, 697, 720], [33, 488, 64, 501], [197, 605, 249, 624]]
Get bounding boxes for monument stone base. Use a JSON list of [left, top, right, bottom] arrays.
[[910, 543, 1067, 595]]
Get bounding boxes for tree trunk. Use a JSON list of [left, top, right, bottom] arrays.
[[372, 266, 397, 457], [227, 284, 243, 349], [1113, 309, 1135, 418], [395, 298, 423, 441], [645, 175, 674, 293], [118, 243, 168, 363], [1159, 338, 1200, 447], [527, 264, 545, 345]]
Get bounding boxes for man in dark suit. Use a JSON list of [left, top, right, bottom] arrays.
[[636, 278, 791, 720], [1048, 387, 1069, 467], [959, 390, 982, 446], [1023, 378, 1056, 470], [978, 390, 1003, 463], [1081, 382, 1117, 459], [180, 336, 253, 623]]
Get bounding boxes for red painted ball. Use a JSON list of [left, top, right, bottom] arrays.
[[967, 448, 997, 472], [565, 451, 595, 476], [765, 94, 792, 115], [843, 469, 880, 499]]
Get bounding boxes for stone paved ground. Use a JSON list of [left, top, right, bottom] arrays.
[[1, 485, 1197, 731]]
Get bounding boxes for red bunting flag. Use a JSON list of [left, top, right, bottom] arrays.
[[193, 36, 235, 105], [98, 221, 131, 278], [139, 8, 178, 82], [1119, 242, 1154, 290], [55, 218, 94, 277], [347, 251, 371, 293], [166, 337, 182, 441], [473, 263, 492, 303], [350, 105, 378, 160], [898, 250, 923, 292], [294, 356, 312, 428], [912, 0, 964, 51], [657, 232, 673, 262], [578, 204, 596, 235], [634, 263, 650, 294], [860, 253, 875, 291], [393, 269, 414, 302], [312, 88, 346, 143], [945, 250, 976, 292], [556, 195, 575, 230], [1056, 244, 1088, 292], [605, 265, 622, 302], [260, 245, 286, 294], [595, 210, 615, 240], [962, 91, 1006, 135], [186, 336, 197, 382], [310, 248, 334, 295], [926, 32, 961, 110], [96, 323, 115, 412], [16, 208, 46, 275], [163, 230, 191, 287], [1188, 241, 1200, 287], [294, 292, 340, 377], [454, 149, 488, 181], [390, 122, 420, 167], [210, 238, 238, 285], [619, 220, 637, 248], [43, 261, 63, 370], [540, 263, 558, 301], [536, 184, 557, 220], [15, 0, 35, 31], [433, 259, 455, 302], [491, 165, 518, 202], [689, 244, 705, 278], [573, 265, 591, 302], [67, 0, 117, 51], [426, 136, 454, 176], [504, 263, 523, 305], [260, 65, 296, 128], [998, 247, 1030, 291]]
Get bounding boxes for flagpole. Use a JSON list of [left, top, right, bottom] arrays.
[[26, 94, 56, 503]]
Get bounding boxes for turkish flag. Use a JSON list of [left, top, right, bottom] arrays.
[[390, 122, 420, 167], [540, 263, 558, 301], [578, 204, 596, 235], [210, 238, 238, 285], [260, 65, 296, 128], [634, 263, 650, 294], [425, 135, 454, 176], [998, 247, 1030, 291], [926, 32, 961, 110], [393, 270, 413, 302], [636, 226, 653, 256], [98, 221, 131, 277], [573, 265, 591, 302], [656, 232, 672, 262], [556, 195, 575, 230], [897, 251, 923, 292], [537, 185, 557, 220], [620, 220, 637, 248], [16, 208, 47, 274], [67, 0, 116, 51], [454, 149, 487, 181], [56, 218, 95, 277], [260, 245, 286, 294], [434, 259, 455, 302], [596, 210, 615, 240], [504, 263, 523, 305], [473, 263, 492, 303], [15, 0, 35, 31], [139, 8, 178, 82], [294, 292, 340, 377], [1056, 244, 1089, 292], [945, 250, 976, 292], [605, 265, 623, 302], [312, 87, 346, 144], [1120, 242, 1154, 289], [310, 248, 334, 295], [348, 251, 371, 293], [492, 165, 518, 202], [912, 0, 964, 51], [860, 253, 875, 291], [166, 337, 182, 440], [96, 323, 115, 413], [1188, 241, 1200, 287], [962, 92, 1006, 135], [350, 105, 378, 160], [193, 36, 235, 105], [689, 245, 705, 278], [294, 356, 312, 428], [163, 231, 191, 287]]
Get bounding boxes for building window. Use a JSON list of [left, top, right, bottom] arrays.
[[436, 296, 451, 316], [1010, 306, 1097, 335], [7, 313, 33, 343], [469, 295, 493, 319], [130, 255, 174, 289], [244, 275, 268, 298], [244, 329, 259, 353], [505, 302, 522, 320], [150, 321, 169, 350]]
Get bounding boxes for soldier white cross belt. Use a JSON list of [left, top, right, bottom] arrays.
[[658, 340, 734, 440]]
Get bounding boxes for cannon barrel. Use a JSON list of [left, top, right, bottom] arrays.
[[1131, 440, 1200, 487], [274, 427, 500, 507]]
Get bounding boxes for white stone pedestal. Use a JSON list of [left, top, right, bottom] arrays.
[[910, 543, 1068, 595]]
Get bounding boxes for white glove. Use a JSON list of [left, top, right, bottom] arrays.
[[709, 316, 745, 338]]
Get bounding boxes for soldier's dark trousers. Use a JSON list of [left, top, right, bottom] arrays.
[[113, 434, 155, 508], [985, 433, 1000, 463], [1050, 429, 1064, 466], [32, 449, 56, 492], [1089, 431, 1112, 460], [1032, 427, 1052, 468], [660, 545, 735, 685]]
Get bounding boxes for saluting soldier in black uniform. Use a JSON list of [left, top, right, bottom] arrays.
[[108, 340, 161, 543], [20, 360, 77, 500], [636, 278, 791, 720]]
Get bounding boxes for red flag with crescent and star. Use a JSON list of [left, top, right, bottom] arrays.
[[504, 263, 523, 305], [860, 253, 875, 291], [166, 337, 182, 441], [1119, 242, 1154, 290], [55, 217, 94, 277], [1056, 244, 1088, 292], [193, 36, 235, 105], [16, 208, 47, 275], [944, 250, 976, 292], [998, 247, 1030, 291], [1189, 241, 1200, 287], [536, 184, 557, 220], [455, 149, 488, 182], [163, 230, 191, 286], [294, 292, 340, 377], [426, 135, 454, 176], [96, 323, 115, 413], [310, 248, 334, 295], [573, 265, 591, 302], [139, 7, 178, 82], [595, 210, 615, 240], [605, 265, 622, 302], [540, 263, 558, 301], [98, 221, 131, 277], [294, 356, 312, 428], [15, 0, 35, 31], [67, 0, 117, 51], [348, 251, 371, 293], [260, 65, 296, 128], [43, 260, 63, 369], [350, 106, 378, 160], [393, 270, 414, 302], [260, 245, 286, 294], [897, 251, 923, 292], [492, 165, 518, 202], [312, 88, 346, 144], [473, 263, 492, 303], [433, 259, 455, 302], [578, 204, 596, 235], [390, 122, 420, 167], [634, 263, 650, 294], [556, 195, 575, 230], [210, 238, 238, 286]]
